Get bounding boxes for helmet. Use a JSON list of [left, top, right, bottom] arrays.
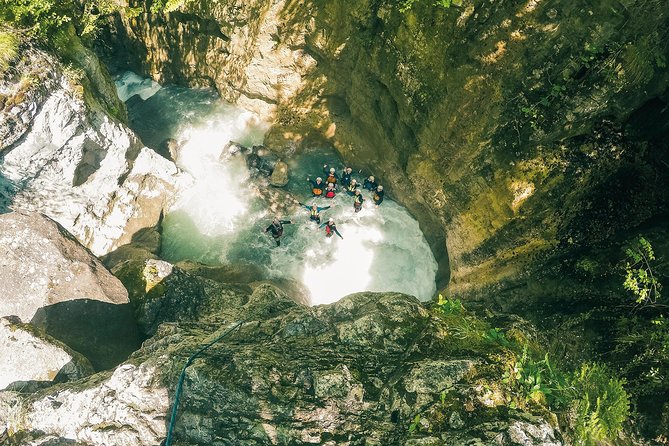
[[355, 189, 360, 194], [329, 218, 334, 223], [346, 167, 352, 173], [329, 168, 335, 173], [316, 177, 322, 182], [369, 176, 375, 181], [351, 179, 356, 183], [312, 204, 318, 209], [328, 183, 334, 187], [377, 185, 383, 191]]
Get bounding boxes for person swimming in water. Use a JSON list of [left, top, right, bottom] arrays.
[[323, 164, 339, 185], [298, 202, 332, 224], [264, 217, 292, 246], [346, 178, 359, 196], [324, 182, 337, 199], [353, 189, 364, 213], [341, 167, 353, 187], [363, 175, 378, 191], [307, 176, 325, 197], [320, 218, 343, 239], [373, 185, 384, 207]]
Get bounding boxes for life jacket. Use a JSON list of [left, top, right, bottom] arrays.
[[373, 193, 380, 202], [347, 183, 357, 193], [325, 224, 334, 236], [325, 189, 335, 198], [354, 194, 364, 205], [326, 174, 337, 184], [310, 208, 319, 218], [312, 184, 323, 195]]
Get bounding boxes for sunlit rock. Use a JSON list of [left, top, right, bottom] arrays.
[[0, 317, 93, 391], [270, 160, 289, 186], [2, 288, 564, 445], [0, 211, 140, 370], [0, 49, 190, 257]]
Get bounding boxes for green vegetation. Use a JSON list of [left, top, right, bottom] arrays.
[[399, 0, 463, 13], [0, 30, 18, 73], [416, 296, 631, 444], [0, 0, 146, 43], [623, 237, 662, 305]]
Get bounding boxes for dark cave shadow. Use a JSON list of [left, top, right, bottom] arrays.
[[30, 299, 142, 371]]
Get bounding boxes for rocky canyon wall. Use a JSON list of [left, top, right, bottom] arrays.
[[105, 0, 669, 298]]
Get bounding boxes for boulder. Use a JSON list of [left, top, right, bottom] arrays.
[[1, 289, 565, 446], [0, 317, 93, 391], [269, 160, 289, 186], [0, 46, 190, 256], [0, 212, 141, 370]]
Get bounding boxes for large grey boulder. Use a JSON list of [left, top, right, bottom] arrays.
[[0, 212, 140, 370], [0, 317, 93, 391], [1, 288, 565, 446], [0, 45, 190, 256]]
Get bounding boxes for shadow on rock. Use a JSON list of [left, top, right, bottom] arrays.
[[30, 299, 141, 371]]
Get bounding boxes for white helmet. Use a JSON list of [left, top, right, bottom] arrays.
[[316, 177, 322, 182], [351, 179, 357, 183], [329, 168, 335, 173], [328, 182, 334, 187], [329, 218, 334, 223], [369, 175, 375, 181], [377, 185, 383, 191]]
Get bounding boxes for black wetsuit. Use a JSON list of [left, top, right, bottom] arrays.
[[363, 178, 378, 191], [341, 170, 353, 187], [320, 221, 343, 239], [308, 179, 325, 196], [373, 189, 385, 206], [353, 193, 364, 212], [299, 203, 331, 224], [265, 220, 292, 246]]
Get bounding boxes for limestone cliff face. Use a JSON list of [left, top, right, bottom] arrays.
[[107, 0, 669, 294], [0, 32, 191, 256]]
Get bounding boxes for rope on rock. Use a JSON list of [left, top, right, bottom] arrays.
[[164, 318, 248, 446]]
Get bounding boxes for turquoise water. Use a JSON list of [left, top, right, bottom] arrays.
[[115, 72, 438, 305]]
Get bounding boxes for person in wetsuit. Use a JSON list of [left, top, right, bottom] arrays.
[[298, 202, 331, 224], [307, 176, 325, 197], [324, 182, 337, 199], [320, 218, 343, 239], [323, 165, 339, 185], [373, 185, 384, 207], [264, 218, 292, 246], [341, 167, 353, 187], [363, 175, 378, 191], [353, 189, 364, 213], [346, 178, 359, 196]]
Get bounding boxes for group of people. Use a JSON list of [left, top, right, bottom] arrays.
[[264, 164, 386, 246], [307, 164, 385, 212]]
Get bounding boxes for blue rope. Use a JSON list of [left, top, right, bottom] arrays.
[[164, 319, 248, 446]]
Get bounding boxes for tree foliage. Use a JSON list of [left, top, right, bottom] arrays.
[[623, 236, 662, 305]]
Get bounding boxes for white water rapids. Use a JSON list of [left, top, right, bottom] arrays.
[[116, 72, 438, 305]]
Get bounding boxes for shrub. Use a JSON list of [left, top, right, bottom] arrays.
[[0, 30, 18, 73], [568, 363, 630, 445]]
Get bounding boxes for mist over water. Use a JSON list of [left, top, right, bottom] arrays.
[[115, 73, 437, 305]]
